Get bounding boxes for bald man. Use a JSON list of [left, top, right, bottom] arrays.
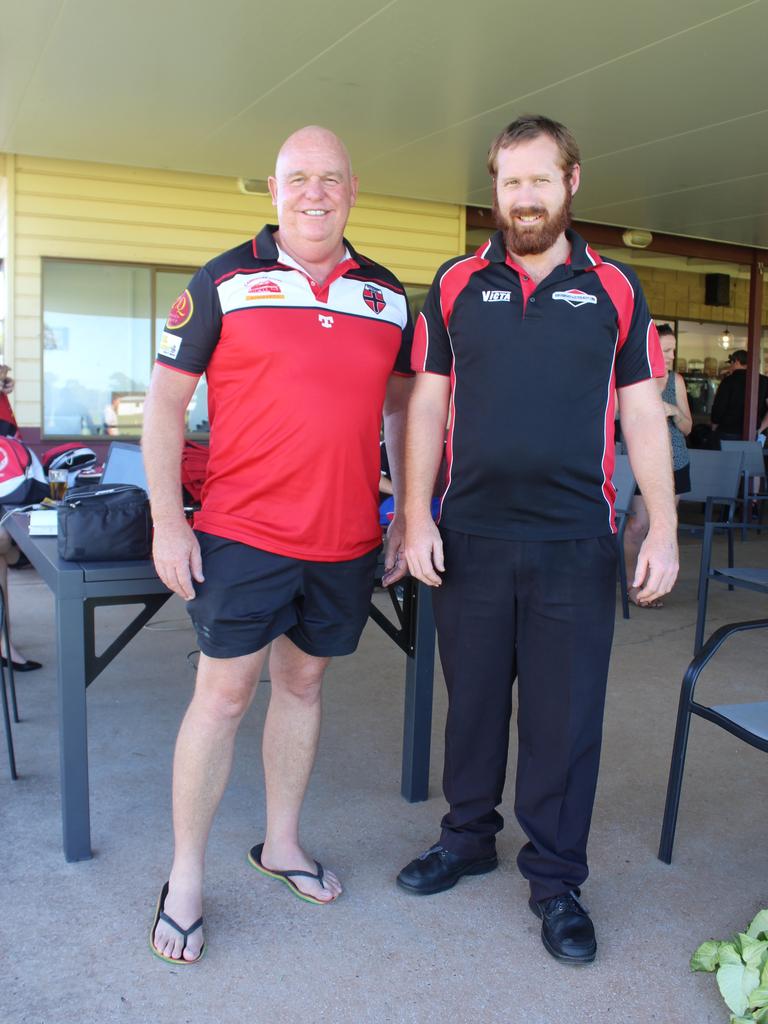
[[144, 127, 413, 963]]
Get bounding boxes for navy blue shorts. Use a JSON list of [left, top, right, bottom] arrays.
[[187, 532, 380, 659]]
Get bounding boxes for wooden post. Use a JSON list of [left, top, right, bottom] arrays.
[[743, 253, 765, 439]]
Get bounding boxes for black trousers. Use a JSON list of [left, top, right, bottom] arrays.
[[432, 529, 617, 902]]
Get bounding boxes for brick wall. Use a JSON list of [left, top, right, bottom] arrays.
[[632, 266, 768, 325]]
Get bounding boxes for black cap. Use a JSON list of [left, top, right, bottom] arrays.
[[728, 349, 748, 364]]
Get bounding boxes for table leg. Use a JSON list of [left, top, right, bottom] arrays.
[[401, 581, 436, 802], [56, 595, 92, 861]]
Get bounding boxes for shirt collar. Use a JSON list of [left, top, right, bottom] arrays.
[[253, 223, 359, 267]]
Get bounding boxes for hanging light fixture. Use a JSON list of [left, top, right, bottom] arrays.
[[720, 327, 732, 350]]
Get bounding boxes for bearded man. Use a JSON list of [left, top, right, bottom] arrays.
[[395, 115, 678, 964]]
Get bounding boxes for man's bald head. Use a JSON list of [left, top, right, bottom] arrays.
[[275, 126, 353, 179]]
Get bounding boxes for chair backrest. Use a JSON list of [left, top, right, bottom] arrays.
[[612, 453, 636, 515], [680, 449, 744, 503], [719, 440, 766, 478]]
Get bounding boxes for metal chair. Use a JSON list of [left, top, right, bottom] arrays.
[[719, 440, 767, 540], [678, 449, 744, 545], [0, 586, 19, 779], [694, 495, 768, 654], [612, 453, 635, 620], [658, 617, 768, 864]]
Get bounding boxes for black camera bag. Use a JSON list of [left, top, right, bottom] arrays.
[[57, 483, 152, 562]]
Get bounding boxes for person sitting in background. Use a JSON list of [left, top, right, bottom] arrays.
[[0, 366, 42, 670], [623, 324, 692, 608]]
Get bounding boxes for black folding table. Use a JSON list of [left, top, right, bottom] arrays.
[[6, 512, 436, 862]]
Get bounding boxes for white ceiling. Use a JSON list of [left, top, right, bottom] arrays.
[[2, 0, 767, 247]]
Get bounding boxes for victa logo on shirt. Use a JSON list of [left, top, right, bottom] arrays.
[[552, 289, 597, 308], [482, 290, 511, 302], [318, 314, 334, 329]]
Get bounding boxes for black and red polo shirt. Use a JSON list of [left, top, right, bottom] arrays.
[[155, 225, 413, 561], [411, 228, 664, 540]]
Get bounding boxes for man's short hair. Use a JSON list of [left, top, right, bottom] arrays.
[[728, 349, 748, 365], [487, 114, 581, 178], [657, 323, 675, 338]]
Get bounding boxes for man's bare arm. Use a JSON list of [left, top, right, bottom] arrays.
[[142, 364, 203, 600], [403, 373, 450, 587], [381, 373, 413, 586], [618, 378, 679, 604]]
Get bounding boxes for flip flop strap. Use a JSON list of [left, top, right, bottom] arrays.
[[159, 910, 203, 940], [281, 861, 326, 889]]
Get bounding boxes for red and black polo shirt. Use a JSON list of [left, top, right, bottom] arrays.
[[411, 228, 664, 540], [156, 225, 413, 561]]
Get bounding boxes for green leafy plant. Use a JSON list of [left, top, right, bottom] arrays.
[[692, 909, 768, 1023]]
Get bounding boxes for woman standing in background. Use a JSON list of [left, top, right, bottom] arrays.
[[624, 324, 692, 608]]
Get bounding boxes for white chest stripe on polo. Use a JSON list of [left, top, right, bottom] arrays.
[[216, 269, 407, 328]]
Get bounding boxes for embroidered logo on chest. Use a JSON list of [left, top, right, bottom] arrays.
[[482, 290, 511, 302], [362, 284, 386, 314], [318, 314, 334, 329], [552, 289, 597, 308], [246, 278, 285, 300]]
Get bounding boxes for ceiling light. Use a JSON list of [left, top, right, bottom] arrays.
[[720, 328, 732, 350], [238, 178, 270, 195], [622, 229, 653, 249]]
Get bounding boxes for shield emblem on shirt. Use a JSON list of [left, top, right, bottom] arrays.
[[363, 284, 386, 314]]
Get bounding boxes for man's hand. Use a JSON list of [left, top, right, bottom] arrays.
[[381, 512, 407, 588], [152, 518, 204, 600], [404, 515, 445, 587], [633, 525, 679, 606]]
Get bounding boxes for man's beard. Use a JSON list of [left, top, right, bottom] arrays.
[[493, 184, 572, 257]]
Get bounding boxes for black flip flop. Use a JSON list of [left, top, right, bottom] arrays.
[[247, 843, 337, 905], [149, 881, 205, 964]]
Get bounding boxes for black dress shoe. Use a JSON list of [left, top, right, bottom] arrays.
[[0, 656, 42, 672], [529, 890, 596, 964], [397, 843, 498, 895]]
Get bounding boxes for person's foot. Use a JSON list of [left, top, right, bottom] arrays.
[[151, 877, 204, 962], [396, 843, 498, 895], [0, 638, 42, 669], [628, 586, 664, 609], [257, 840, 342, 903], [529, 890, 596, 964]]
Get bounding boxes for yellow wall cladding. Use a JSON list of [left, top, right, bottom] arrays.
[[631, 264, 768, 326], [3, 154, 465, 427]]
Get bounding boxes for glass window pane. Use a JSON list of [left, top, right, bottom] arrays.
[[155, 269, 209, 434], [43, 261, 151, 437]]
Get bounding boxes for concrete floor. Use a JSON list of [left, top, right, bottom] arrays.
[[1, 533, 767, 1024]]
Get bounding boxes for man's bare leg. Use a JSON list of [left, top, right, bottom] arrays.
[[259, 635, 341, 902], [0, 528, 31, 663], [153, 646, 268, 961]]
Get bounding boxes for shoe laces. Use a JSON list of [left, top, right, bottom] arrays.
[[419, 843, 446, 860], [544, 891, 588, 917]]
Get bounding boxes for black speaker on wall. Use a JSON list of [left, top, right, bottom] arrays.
[[705, 273, 730, 307]]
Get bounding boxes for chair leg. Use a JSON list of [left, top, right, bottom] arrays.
[[694, 521, 714, 655], [0, 660, 18, 780], [727, 523, 735, 591], [658, 672, 697, 863], [741, 472, 748, 542], [0, 590, 18, 723]]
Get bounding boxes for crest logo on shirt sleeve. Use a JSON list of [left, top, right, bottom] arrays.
[[552, 289, 597, 308], [166, 289, 194, 328], [362, 284, 386, 314]]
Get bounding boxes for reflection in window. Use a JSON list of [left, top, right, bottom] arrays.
[[42, 260, 206, 439], [43, 261, 151, 437]]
